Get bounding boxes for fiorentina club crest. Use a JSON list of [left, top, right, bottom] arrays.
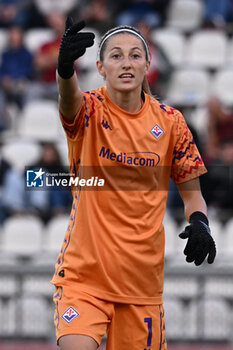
[[62, 307, 80, 324], [150, 124, 164, 139]]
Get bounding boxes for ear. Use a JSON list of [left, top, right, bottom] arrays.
[[144, 60, 150, 75], [96, 61, 106, 78]]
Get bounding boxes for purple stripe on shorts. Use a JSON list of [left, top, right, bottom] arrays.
[[159, 305, 163, 350]]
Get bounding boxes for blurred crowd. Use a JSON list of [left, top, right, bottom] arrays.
[[0, 0, 232, 225]]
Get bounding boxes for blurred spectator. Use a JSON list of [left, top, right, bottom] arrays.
[[204, 0, 233, 28], [26, 12, 66, 102], [136, 21, 172, 98], [0, 91, 9, 132], [0, 0, 24, 28], [0, 26, 33, 110], [201, 96, 233, 222], [0, 155, 11, 223], [116, 0, 170, 28], [0, 0, 46, 29], [201, 139, 233, 222], [1, 165, 26, 219], [27, 143, 72, 223], [205, 97, 233, 162], [0, 154, 10, 185], [80, 0, 114, 34]]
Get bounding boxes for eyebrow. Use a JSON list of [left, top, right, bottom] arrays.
[[110, 46, 143, 52]]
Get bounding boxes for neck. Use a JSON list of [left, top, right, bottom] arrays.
[[106, 86, 143, 113]]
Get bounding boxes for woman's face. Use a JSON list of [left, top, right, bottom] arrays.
[[97, 33, 150, 94]]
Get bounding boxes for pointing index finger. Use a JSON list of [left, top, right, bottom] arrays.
[[65, 16, 74, 31], [68, 20, 86, 34]]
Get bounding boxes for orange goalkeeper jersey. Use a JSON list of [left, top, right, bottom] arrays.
[[51, 86, 207, 304]]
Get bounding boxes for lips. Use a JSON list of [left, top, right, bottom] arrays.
[[119, 73, 134, 78]]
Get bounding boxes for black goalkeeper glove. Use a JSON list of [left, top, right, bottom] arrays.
[[57, 16, 95, 79], [179, 211, 216, 266]]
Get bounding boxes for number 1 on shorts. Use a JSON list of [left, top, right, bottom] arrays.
[[144, 317, 152, 348]]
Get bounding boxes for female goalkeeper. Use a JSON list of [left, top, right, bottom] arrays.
[[52, 17, 216, 350]]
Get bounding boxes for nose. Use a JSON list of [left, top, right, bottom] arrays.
[[122, 56, 132, 69]]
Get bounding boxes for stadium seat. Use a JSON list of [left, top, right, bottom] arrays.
[[24, 29, 55, 52], [152, 28, 186, 67], [30, 252, 57, 268], [22, 275, 54, 297], [163, 216, 177, 258], [165, 298, 198, 339], [165, 67, 210, 107], [204, 277, 233, 299], [189, 107, 208, 137], [0, 29, 8, 53], [226, 36, 233, 65], [211, 67, 233, 106], [163, 297, 184, 339], [56, 141, 69, 166], [43, 214, 69, 255], [18, 100, 65, 142], [35, 0, 77, 15], [1, 138, 42, 171], [186, 30, 227, 69], [164, 277, 199, 298], [0, 275, 18, 297], [166, 0, 204, 33], [184, 300, 198, 339], [19, 295, 52, 337], [0, 224, 21, 302], [202, 298, 231, 340], [79, 70, 104, 92], [1, 215, 43, 258], [0, 252, 19, 266], [0, 298, 17, 336], [209, 219, 223, 256], [215, 218, 233, 261], [225, 218, 233, 249]]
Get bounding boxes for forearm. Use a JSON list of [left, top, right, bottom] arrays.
[[57, 70, 83, 121], [177, 178, 207, 222], [183, 191, 207, 222]]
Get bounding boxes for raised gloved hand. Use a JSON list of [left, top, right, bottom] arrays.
[[57, 16, 95, 79], [179, 211, 216, 266]]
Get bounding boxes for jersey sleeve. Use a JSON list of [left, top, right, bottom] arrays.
[[171, 110, 207, 184], [59, 91, 97, 141]]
